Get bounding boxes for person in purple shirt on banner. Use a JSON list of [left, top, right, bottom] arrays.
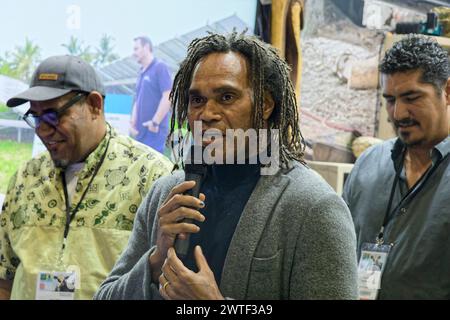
[[130, 36, 172, 154]]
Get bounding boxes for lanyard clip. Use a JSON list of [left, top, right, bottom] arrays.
[[376, 227, 384, 246], [62, 237, 68, 250]]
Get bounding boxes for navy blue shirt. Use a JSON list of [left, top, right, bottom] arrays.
[[135, 58, 172, 152], [182, 164, 261, 284]]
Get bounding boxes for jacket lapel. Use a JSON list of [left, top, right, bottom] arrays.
[[219, 167, 290, 299]]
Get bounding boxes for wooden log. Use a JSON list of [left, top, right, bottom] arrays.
[[348, 55, 379, 90]]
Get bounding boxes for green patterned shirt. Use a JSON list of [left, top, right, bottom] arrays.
[[0, 125, 172, 299]]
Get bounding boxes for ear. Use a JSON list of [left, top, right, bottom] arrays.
[[86, 91, 104, 119], [445, 77, 450, 106], [445, 79, 450, 128], [262, 91, 275, 121]]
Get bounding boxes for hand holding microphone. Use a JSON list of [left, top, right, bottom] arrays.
[[149, 145, 206, 283], [174, 146, 207, 259]]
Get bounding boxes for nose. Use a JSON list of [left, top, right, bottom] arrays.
[[199, 99, 221, 123], [393, 100, 410, 121], [36, 120, 55, 138]]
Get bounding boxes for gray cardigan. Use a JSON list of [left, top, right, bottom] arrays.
[[94, 162, 358, 300]]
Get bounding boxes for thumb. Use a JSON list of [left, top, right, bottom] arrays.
[[194, 245, 210, 272]]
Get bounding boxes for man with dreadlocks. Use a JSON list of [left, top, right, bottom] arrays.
[[94, 32, 358, 300], [343, 35, 450, 299]]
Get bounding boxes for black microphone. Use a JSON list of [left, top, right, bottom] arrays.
[[174, 145, 207, 259]]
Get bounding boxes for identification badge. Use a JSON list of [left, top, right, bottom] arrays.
[[35, 271, 77, 300], [357, 242, 391, 300]]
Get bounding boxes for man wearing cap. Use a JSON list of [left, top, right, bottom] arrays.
[[0, 55, 172, 300]]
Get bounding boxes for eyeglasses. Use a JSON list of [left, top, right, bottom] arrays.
[[23, 93, 87, 129]]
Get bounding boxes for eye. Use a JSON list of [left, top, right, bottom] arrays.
[[189, 95, 205, 107], [220, 93, 235, 103], [405, 96, 420, 103], [385, 98, 395, 106]]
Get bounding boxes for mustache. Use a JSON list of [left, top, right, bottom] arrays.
[[394, 118, 419, 128]]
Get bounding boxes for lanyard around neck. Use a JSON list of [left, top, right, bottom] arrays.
[[60, 135, 111, 250], [376, 150, 442, 245]]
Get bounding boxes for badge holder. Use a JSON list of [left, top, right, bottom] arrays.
[[357, 242, 391, 300], [35, 248, 80, 300]]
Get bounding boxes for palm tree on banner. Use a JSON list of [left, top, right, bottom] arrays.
[[11, 38, 41, 83], [62, 36, 94, 64], [0, 52, 18, 79], [94, 34, 120, 68]]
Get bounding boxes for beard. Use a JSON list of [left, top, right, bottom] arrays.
[[395, 122, 426, 147], [53, 158, 70, 169], [397, 131, 424, 147], [393, 118, 423, 146]]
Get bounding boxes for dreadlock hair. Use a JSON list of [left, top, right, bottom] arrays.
[[380, 34, 449, 94], [169, 31, 305, 168]]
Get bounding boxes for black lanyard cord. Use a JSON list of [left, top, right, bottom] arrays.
[[377, 153, 443, 243], [61, 135, 111, 249]]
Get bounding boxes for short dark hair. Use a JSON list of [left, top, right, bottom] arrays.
[[134, 36, 153, 51], [169, 32, 305, 166], [380, 34, 449, 92]]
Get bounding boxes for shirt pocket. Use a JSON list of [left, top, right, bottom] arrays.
[[246, 250, 282, 299]]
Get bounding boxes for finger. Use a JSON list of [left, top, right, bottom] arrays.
[[159, 280, 171, 300], [199, 193, 206, 202], [160, 221, 200, 236], [160, 181, 195, 208], [177, 232, 188, 240], [165, 181, 196, 203], [158, 272, 168, 286], [194, 245, 211, 272], [161, 207, 205, 225], [158, 272, 170, 297], [162, 259, 178, 282], [167, 247, 189, 274], [160, 193, 205, 214]]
